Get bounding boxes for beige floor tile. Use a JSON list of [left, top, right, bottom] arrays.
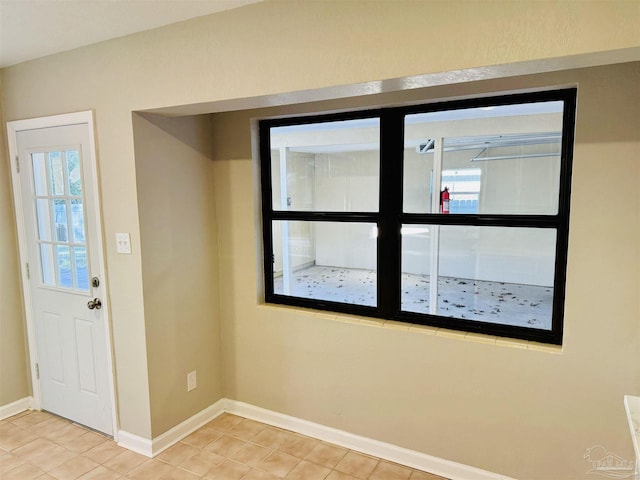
[[82, 441, 127, 464], [77, 466, 124, 479], [325, 470, 359, 480], [230, 442, 272, 467], [409, 470, 449, 480], [0, 451, 25, 474], [204, 458, 251, 479], [2, 462, 45, 480], [368, 460, 412, 480], [6, 411, 31, 420], [1, 411, 452, 480], [48, 455, 99, 479], [9, 411, 52, 429], [242, 469, 282, 480], [226, 418, 267, 442], [204, 434, 247, 457], [164, 466, 202, 479], [127, 458, 177, 479], [334, 451, 379, 479], [27, 417, 71, 437], [58, 430, 109, 453], [102, 449, 147, 475], [12, 438, 77, 471], [179, 449, 225, 476], [204, 414, 243, 433], [180, 428, 221, 449], [257, 450, 300, 477], [304, 442, 348, 468], [279, 433, 319, 459], [44, 423, 86, 442], [157, 441, 199, 466], [0, 420, 18, 433], [252, 427, 293, 450], [0, 423, 38, 451], [285, 459, 331, 479]]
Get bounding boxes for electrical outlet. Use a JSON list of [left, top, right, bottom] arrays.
[[115, 233, 131, 254], [187, 371, 197, 392]]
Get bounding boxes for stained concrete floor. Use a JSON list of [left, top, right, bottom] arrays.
[[274, 265, 552, 330]]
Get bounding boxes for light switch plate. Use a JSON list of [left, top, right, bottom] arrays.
[[115, 233, 131, 254], [187, 371, 197, 392]]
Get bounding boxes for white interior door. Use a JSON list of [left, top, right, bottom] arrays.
[[10, 115, 114, 436]]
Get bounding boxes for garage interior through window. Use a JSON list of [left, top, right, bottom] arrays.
[[260, 88, 576, 344]]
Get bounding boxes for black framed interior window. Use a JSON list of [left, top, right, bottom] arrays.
[[260, 89, 576, 344]]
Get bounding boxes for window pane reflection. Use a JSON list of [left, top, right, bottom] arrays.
[[270, 118, 380, 212], [70, 199, 85, 243], [32, 153, 47, 195], [404, 101, 563, 215], [74, 247, 89, 291], [273, 221, 377, 306], [401, 225, 556, 330], [36, 199, 52, 241], [40, 244, 55, 286], [49, 152, 65, 196], [56, 245, 72, 288], [66, 150, 82, 196], [54, 199, 68, 242]]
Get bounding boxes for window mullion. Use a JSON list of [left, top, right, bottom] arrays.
[[429, 138, 445, 314], [378, 112, 404, 318], [260, 123, 275, 301], [431, 138, 444, 213], [278, 146, 292, 295]]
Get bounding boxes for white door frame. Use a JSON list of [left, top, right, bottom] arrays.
[[7, 111, 119, 439]]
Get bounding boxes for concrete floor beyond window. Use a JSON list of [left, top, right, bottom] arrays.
[[0, 410, 447, 480], [275, 265, 553, 329]]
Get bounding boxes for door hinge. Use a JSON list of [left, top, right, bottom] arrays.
[[26, 262, 30, 279], [15, 156, 20, 173], [35, 363, 40, 380]]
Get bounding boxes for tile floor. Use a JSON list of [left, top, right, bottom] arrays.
[[275, 265, 553, 329], [1, 410, 449, 480]]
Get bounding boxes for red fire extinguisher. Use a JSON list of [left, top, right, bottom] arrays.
[[440, 187, 450, 214]]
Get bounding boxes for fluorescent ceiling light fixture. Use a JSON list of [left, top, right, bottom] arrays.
[[470, 152, 561, 162]]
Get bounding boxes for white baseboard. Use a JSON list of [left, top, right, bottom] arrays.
[[117, 398, 226, 458], [117, 430, 153, 457], [0, 397, 34, 420], [624, 395, 640, 475], [116, 398, 512, 479], [224, 399, 515, 480], [152, 398, 226, 456]]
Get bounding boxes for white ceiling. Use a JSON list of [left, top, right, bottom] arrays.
[[0, 0, 262, 68]]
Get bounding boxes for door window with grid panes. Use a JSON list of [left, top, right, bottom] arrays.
[[31, 149, 89, 291]]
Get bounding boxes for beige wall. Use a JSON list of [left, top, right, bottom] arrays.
[[211, 63, 640, 480], [0, 1, 638, 478], [0, 71, 30, 406], [133, 113, 223, 436]]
